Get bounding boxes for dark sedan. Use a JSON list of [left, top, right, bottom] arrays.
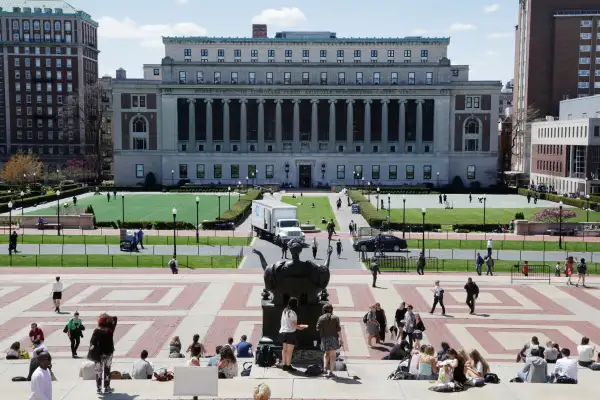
[[353, 235, 408, 252]]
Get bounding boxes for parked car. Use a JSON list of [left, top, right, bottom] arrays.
[[353, 235, 407, 252]]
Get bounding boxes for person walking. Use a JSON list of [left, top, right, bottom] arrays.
[[486, 238, 493, 258], [348, 221, 354, 236], [137, 228, 144, 250], [438, 194, 443, 204], [576, 258, 587, 288], [281, 240, 288, 259], [475, 253, 484, 276], [28, 352, 52, 400], [429, 280, 445, 316], [335, 239, 343, 258], [316, 303, 342, 378], [370, 257, 381, 288], [416, 252, 426, 275], [375, 303, 387, 343], [469, 193, 472, 203], [402, 305, 415, 349], [311, 238, 318, 259], [364, 305, 379, 347], [486, 255, 494, 276], [9, 230, 18, 254], [279, 297, 307, 372], [168, 255, 178, 274], [51, 276, 63, 313], [565, 256, 574, 285], [464, 278, 479, 315], [65, 311, 85, 358], [106, 192, 110, 202], [88, 313, 118, 394]]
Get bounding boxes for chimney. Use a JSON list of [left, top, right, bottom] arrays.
[[116, 68, 126, 80], [252, 24, 267, 38]]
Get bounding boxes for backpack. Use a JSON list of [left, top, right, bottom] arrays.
[[363, 313, 368, 324], [577, 263, 587, 274], [110, 371, 122, 380], [484, 372, 500, 384], [240, 362, 252, 377], [388, 370, 416, 380], [255, 344, 275, 367], [305, 364, 322, 376], [169, 260, 177, 269]]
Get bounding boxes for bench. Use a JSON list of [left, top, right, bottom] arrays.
[[173, 366, 218, 398], [38, 223, 62, 231], [545, 229, 575, 237]]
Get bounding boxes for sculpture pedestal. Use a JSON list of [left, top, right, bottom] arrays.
[[262, 300, 325, 349]]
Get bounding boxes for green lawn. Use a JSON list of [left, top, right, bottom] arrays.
[[281, 196, 337, 230], [406, 239, 600, 252], [0, 234, 251, 246], [26, 193, 240, 224], [0, 254, 241, 268]]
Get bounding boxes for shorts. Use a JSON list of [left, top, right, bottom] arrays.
[[280, 332, 297, 345], [413, 331, 423, 341], [52, 292, 62, 300]]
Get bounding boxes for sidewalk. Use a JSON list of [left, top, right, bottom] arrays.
[[329, 193, 369, 233], [7, 243, 247, 256]]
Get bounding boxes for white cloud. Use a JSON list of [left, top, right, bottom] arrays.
[[174, 0, 189, 4], [410, 29, 428, 36], [97, 17, 207, 48], [251, 7, 306, 27], [483, 4, 500, 13], [486, 50, 498, 56], [487, 32, 512, 39], [449, 23, 477, 31]]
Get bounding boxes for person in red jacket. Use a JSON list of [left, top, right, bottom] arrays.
[[522, 261, 529, 277]]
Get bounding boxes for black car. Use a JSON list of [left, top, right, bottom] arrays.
[[353, 235, 407, 252]]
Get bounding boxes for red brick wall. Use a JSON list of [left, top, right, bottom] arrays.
[[531, 143, 567, 177]]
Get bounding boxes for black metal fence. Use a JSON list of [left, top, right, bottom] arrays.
[[360, 253, 442, 272], [510, 264, 551, 284]]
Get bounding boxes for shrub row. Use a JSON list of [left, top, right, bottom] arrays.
[[201, 189, 262, 230], [0, 187, 89, 213], [96, 221, 197, 230], [352, 186, 433, 195], [452, 224, 503, 233], [517, 188, 589, 209]]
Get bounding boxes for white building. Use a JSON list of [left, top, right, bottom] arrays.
[[109, 29, 502, 187]]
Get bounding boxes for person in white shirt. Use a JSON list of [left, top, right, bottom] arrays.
[[51, 277, 63, 313], [577, 337, 595, 367], [279, 297, 307, 372], [552, 348, 578, 383], [29, 351, 52, 400], [486, 239, 493, 258], [131, 350, 154, 379], [429, 281, 445, 315]]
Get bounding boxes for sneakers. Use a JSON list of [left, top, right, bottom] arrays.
[[96, 388, 102, 394], [104, 387, 114, 393]]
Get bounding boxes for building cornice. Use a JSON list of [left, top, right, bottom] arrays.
[[162, 36, 451, 46]]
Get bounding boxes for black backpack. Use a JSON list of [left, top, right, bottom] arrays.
[[255, 344, 275, 367]]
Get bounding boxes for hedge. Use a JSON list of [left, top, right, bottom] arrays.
[[452, 224, 502, 233], [96, 221, 196, 230], [517, 188, 588, 209], [349, 190, 386, 227], [201, 189, 262, 229], [0, 187, 90, 213], [352, 186, 434, 195]]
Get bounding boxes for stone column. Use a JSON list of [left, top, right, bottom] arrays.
[[223, 99, 230, 152], [311, 99, 319, 151], [187, 99, 196, 146], [240, 99, 247, 152], [399, 100, 406, 152], [257, 99, 265, 152], [381, 100, 389, 152], [293, 99, 301, 152], [364, 99, 372, 149], [346, 99, 354, 152], [275, 99, 283, 152], [416, 99, 424, 153], [328, 99, 336, 152], [205, 99, 213, 151]]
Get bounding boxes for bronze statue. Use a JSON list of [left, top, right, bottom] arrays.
[[253, 239, 332, 305]]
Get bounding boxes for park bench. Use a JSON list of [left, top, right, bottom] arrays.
[[38, 222, 62, 231], [172, 365, 218, 399], [546, 229, 575, 237]]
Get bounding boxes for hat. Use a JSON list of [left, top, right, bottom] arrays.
[[74, 311, 79, 315]]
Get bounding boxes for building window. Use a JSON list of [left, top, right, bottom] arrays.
[[406, 165, 414, 179], [195, 164, 205, 179], [209, 164, 220, 179], [301, 72, 309, 85], [338, 72, 345, 84], [266, 72, 273, 84], [250, 50, 258, 58], [184, 49, 191, 57], [178, 71, 186, 84], [337, 50, 344, 58], [389, 165, 397, 180], [214, 72, 221, 84], [320, 50, 327, 57], [356, 72, 363, 85], [423, 165, 432, 180], [391, 72, 398, 85], [408, 72, 415, 85], [249, 72, 256, 84], [353, 165, 363, 179], [578, 82, 590, 89], [372, 165, 380, 180], [132, 117, 147, 133], [284, 72, 291, 85], [426, 72, 433, 85], [248, 165, 257, 179], [404, 50, 411, 58], [233, 49, 241, 58], [302, 49, 309, 58], [337, 165, 345, 179], [467, 165, 476, 180], [580, 57, 591, 64], [580, 33, 592, 40], [373, 72, 381, 84], [371, 50, 378, 58], [320, 72, 328, 85], [193, 71, 203, 84], [387, 50, 395, 58], [217, 49, 225, 57], [354, 50, 361, 58], [421, 49, 428, 58], [464, 117, 480, 152], [285, 49, 292, 57], [135, 164, 144, 178], [594, 126, 599, 137], [265, 165, 274, 179], [268, 49, 275, 57], [582, 20, 593, 27], [580, 45, 592, 52], [579, 70, 590, 77], [231, 72, 238, 84]]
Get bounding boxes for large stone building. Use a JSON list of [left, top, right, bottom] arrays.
[[110, 27, 501, 187], [0, 0, 99, 174]]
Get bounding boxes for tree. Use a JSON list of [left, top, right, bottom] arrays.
[[531, 208, 576, 223], [1, 152, 43, 187], [58, 82, 112, 183], [499, 105, 541, 182], [62, 159, 89, 182]]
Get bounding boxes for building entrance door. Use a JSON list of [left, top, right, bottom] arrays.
[[299, 165, 312, 188]]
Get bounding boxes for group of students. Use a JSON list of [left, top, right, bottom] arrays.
[[555, 256, 588, 287]]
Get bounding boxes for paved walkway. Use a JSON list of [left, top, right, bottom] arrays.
[[9, 244, 247, 256]]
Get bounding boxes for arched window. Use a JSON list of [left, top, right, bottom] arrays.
[[131, 116, 148, 150], [464, 117, 480, 135], [463, 117, 481, 152], [132, 117, 146, 133]]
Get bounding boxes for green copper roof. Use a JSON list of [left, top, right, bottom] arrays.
[[163, 36, 451, 45], [0, 0, 95, 23]]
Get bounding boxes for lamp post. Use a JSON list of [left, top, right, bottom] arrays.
[[387, 194, 391, 222], [20, 191, 24, 240], [172, 207, 177, 256], [367, 182, 371, 201], [217, 195, 221, 220], [436, 172, 440, 188], [245, 176, 249, 191], [121, 193, 125, 224], [586, 194, 590, 222], [195, 196, 200, 244], [237, 181, 242, 200], [56, 190, 61, 236], [228, 187, 231, 210], [402, 195, 406, 238], [482, 194, 487, 225], [171, 170, 174, 186], [559, 201, 563, 249], [421, 208, 426, 255], [33, 172, 36, 184], [8, 201, 13, 242], [376, 187, 380, 211], [361, 177, 365, 193]]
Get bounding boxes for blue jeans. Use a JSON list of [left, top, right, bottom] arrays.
[[517, 371, 550, 383]]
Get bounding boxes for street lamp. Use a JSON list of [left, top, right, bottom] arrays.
[[245, 176, 249, 191], [367, 182, 371, 201], [402, 195, 406, 239], [20, 191, 24, 240], [237, 181, 242, 200], [559, 201, 563, 249], [172, 207, 177, 256], [586, 194, 590, 222], [171, 169, 175, 186], [217, 195, 221, 220], [387, 194, 391, 222], [483, 194, 487, 225], [228, 186, 231, 210], [56, 190, 61, 236], [121, 193, 125, 224], [421, 208, 426, 256], [195, 196, 200, 243], [361, 177, 365, 193], [436, 172, 440, 188], [376, 187, 380, 211], [8, 201, 13, 243]]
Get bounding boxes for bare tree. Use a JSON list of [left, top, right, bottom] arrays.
[[499, 105, 541, 182], [58, 83, 112, 183]]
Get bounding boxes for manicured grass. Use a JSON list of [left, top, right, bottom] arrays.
[[25, 193, 241, 224], [406, 239, 600, 252], [281, 196, 337, 230], [0, 254, 241, 268], [0, 234, 251, 246]]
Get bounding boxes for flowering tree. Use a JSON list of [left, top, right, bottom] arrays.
[[62, 159, 89, 181], [1, 152, 43, 186], [531, 208, 576, 223]]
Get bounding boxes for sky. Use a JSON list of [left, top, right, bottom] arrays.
[[75, 0, 516, 84]]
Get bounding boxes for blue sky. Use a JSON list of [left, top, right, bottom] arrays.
[[77, 0, 516, 84]]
